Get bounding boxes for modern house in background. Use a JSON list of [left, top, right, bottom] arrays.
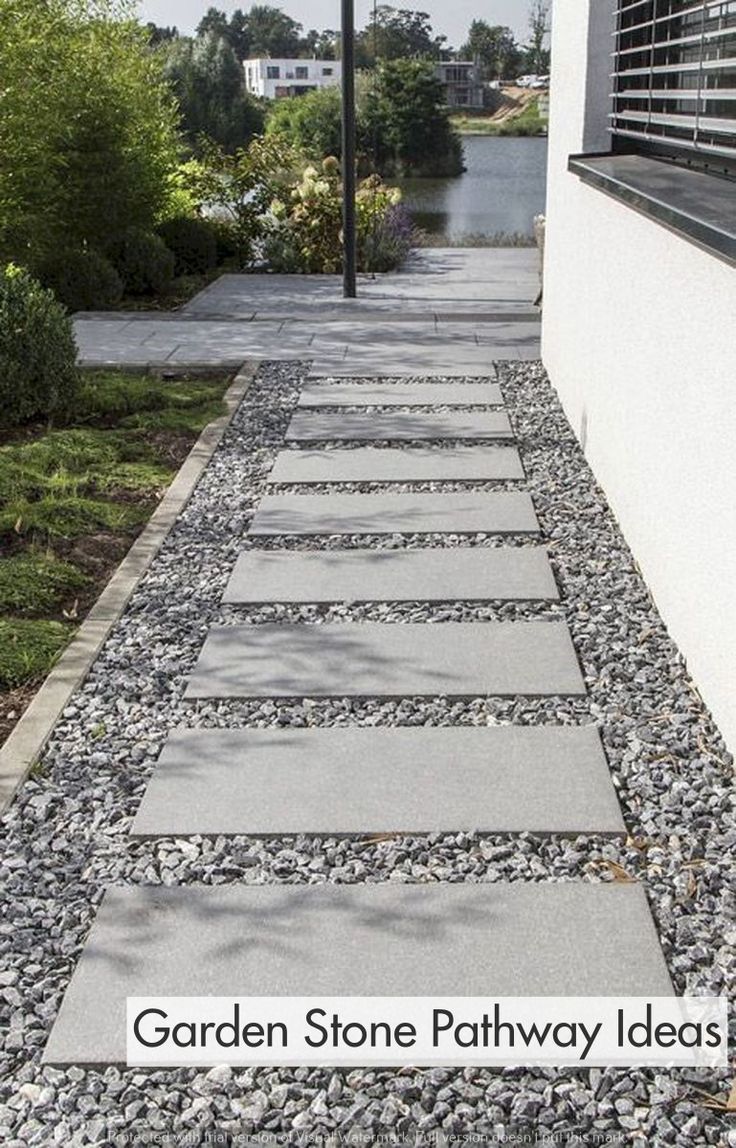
[[543, 1, 736, 748], [243, 57, 341, 100], [435, 61, 485, 109]]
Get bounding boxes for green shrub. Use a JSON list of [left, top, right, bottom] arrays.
[[36, 248, 123, 312], [265, 161, 412, 275], [0, 265, 80, 428], [0, 618, 73, 689], [157, 216, 218, 276], [110, 229, 175, 296], [210, 219, 240, 263], [0, 552, 88, 615]]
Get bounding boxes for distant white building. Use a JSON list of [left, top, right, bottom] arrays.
[[244, 58, 342, 100]]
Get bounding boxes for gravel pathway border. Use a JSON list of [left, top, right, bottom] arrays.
[[0, 360, 732, 1146]]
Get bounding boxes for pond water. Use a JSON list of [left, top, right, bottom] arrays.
[[397, 135, 548, 240]]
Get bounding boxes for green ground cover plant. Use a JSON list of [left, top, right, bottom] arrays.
[[0, 370, 229, 742], [0, 620, 73, 691]]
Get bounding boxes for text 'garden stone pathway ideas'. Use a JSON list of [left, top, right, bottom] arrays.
[[44, 377, 672, 1065]]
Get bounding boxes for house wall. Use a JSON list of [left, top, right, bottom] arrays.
[[542, 0, 736, 748], [244, 58, 341, 100]]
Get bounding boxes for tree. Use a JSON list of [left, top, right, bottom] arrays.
[[145, 22, 178, 46], [196, 7, 229, 41], [160, 33, 265, 153], [460, 20, 519, 80], [303, 28, 338, 60], [226, 9, 252, 60], [356, 6, 445, 65], [0, 0, 181, 265], [370, 59, 462, 176], [246, 5, 303, 57], [526, 0, 551, 73], [267, 87, 343, 161]]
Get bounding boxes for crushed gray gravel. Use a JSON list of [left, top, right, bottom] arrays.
[[0, 359, 733, 1146]]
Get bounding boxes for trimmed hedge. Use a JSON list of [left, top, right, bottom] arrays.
[[110, 228, 175, 295], [36, 248, 123, 313], [0, 265, 80, 428]]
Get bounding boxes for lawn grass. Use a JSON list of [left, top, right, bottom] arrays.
[[0, 371, 229, 737], [0, 619, 73, 690]]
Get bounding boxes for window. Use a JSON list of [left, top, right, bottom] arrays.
[[322, 67, 334, 76], [611, 0, 736, 169], [267, 65, 280, 79], [296, 66, 309, 79]]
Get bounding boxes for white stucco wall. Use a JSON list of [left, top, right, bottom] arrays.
[[542, 0, 736, 749]]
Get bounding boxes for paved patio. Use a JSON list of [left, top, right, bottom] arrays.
[[74, 248, 541, 373]]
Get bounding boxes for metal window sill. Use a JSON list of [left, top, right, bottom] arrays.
[[568, 152, 736, 265]]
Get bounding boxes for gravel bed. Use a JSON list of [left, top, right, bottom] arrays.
[[0, 360, 733, 1146]]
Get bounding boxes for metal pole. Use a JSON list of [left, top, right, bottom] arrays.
[[341, 0, 357, 298]]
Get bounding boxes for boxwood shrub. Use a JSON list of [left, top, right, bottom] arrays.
[[0, 265, 80, 427]]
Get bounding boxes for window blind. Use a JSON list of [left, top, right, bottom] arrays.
[[611, 0, 736, 163]]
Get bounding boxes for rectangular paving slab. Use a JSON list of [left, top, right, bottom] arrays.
[[248, 492, 539, 537], [185, 622, 586, 698], [131, 725, 624, 837], [223, 548, 558, 604], [269, 446, 525, 484], [43, 883, 671, 1064], [286, 410, 513, 442], [298, 382, 503, 408]]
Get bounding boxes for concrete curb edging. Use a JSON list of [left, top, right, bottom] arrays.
[[0, 363, 258, 813]]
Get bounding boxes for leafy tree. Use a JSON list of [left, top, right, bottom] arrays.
[[460, 20, 519, 80], [196, 7, 230, 41], [267, 88, 343, 161], [356, 5, 445, 64], [0, 0, 181, 266], [526, 0, 551, 73], [226, 8, 253, 60], [145, 22, 178, 45], [246, 5, 303, 57], [369, 59, 463, 176], [303, 28, 338, 60], [161, 33, 265, 153], [192, 135, 298, 265]]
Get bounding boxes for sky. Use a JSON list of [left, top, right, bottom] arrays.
[[135, 1, 534, 49]]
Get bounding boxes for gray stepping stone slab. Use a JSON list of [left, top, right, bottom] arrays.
[[185, 622, 586, 699], [43, 883, 671, 1064], [248, 492, 539, 537], [269, 446, 525, 484], [223, 548, 558, 604], [131, 725, 625, 837], [286, 410, 513, 442], [298, 382, 503, 407]]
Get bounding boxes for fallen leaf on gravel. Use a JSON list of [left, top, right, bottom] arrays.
[[600, 860, 635, 882]]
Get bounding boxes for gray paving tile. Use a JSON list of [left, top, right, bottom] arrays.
[[248, 492, 539, 537], [43, 882, 671, 1064], [286, 411, 513, 442], [308, 354, 494, 378], [223, 548, 558, 604], [298, 382, 503, 408], [131, 725, 624, 837], [269, 446, 525, 484], [185, 622, 586, 698]]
